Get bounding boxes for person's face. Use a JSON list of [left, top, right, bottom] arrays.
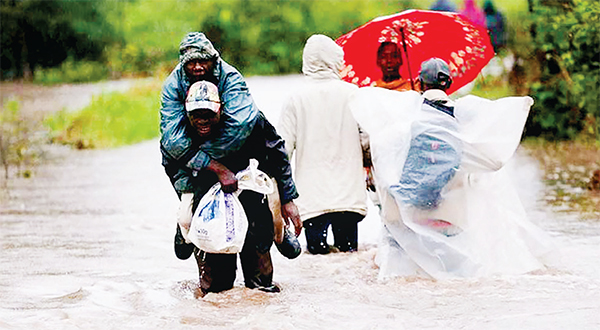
[[377, 43, 403, 81], [184, 59, 215, 83], [187, 109, 220, 138]]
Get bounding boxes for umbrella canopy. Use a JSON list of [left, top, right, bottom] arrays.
[[336, 9, 494, 94]]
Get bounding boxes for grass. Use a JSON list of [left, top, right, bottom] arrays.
[[44, 79, 162, 149], [34, 59, 110, 85]]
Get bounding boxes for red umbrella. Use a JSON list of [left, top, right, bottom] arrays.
[[336, 9, 494, 94]]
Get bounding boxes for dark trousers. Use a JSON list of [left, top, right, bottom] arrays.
[[194, 191, 274, 295], [195, 247, 274, 294], [303, 211, 364, 254]]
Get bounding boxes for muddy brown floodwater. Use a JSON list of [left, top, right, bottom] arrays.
[[1, 76, 599, 330]]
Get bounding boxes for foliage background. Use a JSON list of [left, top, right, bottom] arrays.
[[0, 0, 118, 79], [523, 0, 599, 141]]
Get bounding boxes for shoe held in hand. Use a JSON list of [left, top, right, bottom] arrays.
[[275, 228, 302, 259]]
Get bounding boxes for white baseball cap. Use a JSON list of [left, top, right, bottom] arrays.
[[185, 81, 221, 113]]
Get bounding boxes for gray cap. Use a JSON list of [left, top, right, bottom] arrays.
[[419, 58, 452, 88]]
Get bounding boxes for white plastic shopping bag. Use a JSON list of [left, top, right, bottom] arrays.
[[177, 193, 195, 243], [187, 184, 247, 254], [235, 159, 274, 194], [187, 159, 274, 254]]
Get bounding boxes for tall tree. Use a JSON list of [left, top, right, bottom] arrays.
[[1, 0, 117, 80]]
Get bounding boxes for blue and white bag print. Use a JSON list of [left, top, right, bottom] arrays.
[[188, 159, 274, 254]]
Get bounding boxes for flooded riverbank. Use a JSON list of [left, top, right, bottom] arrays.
[[1, 76, 599, 329]]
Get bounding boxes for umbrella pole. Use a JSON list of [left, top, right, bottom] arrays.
[[400, 27, 415, 91]]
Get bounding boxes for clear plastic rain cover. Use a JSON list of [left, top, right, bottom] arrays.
[[350, 88, 554, 280]]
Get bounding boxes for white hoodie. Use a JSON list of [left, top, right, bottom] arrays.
[[277, 35, 367, 221]]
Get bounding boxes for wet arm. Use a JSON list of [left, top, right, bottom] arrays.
[[205, 159, 238, 193]]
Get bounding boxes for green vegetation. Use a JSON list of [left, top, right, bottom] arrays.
[[1, 0, 530, 81], [44, 80, 161, 149], [103, 0, 412, 76], [2, 0, 598, 146], [522, 0, 600, 141], [0, 98, 44, 182], [1, 0, 117, 80], [467, 74, 512, 100], [34, 59, 110, 85]]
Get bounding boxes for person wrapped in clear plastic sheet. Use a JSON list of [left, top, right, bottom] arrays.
[[349, 58, 555, 280]]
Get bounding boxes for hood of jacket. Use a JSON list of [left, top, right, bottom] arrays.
[[302, 34, 344, 80], [178, 32, 222, 79]]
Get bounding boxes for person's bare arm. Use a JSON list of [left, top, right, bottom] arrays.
[[205, 159, 238, 193], [281, 201, 302, 237]]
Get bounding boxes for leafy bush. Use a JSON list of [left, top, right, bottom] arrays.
[[33, 58, 109, 85], [524, 0, 600, 141], [44, 80, 161, 148], [105, 44, 158, 78]]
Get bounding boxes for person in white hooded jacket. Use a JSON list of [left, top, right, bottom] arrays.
[[277, 34, 368, 254]]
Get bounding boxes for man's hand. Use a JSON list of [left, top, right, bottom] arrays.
[[281, 201, 302, 237], [206, 160, 238, 193]]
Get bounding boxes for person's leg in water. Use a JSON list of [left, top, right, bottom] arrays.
[[240, 246, 279, 292], [194, 251, 237, 298], [330, 211, 364, 252], [303, 214, 331, 254], [238, 191, 280, 292]]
